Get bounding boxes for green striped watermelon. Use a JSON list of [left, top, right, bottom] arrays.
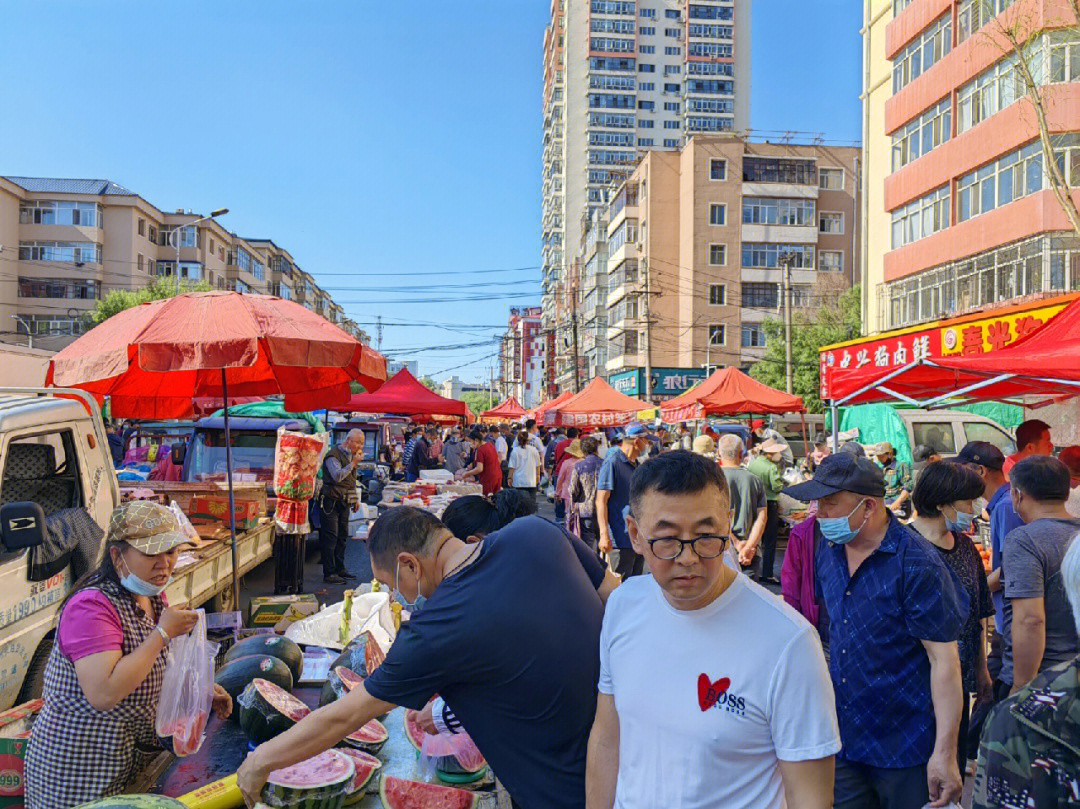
[[319, 665, 366, 707], [225, 635, 304, 683], [342, 718, 388, 753], [73, 797, 187, 809], [378, 776, 477, 809], [239, 678, 311, 744], [336, 748, 382, 805], [261, 749, 354, 809]]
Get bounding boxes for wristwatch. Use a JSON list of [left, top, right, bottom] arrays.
[[155, 625, 171, 643]]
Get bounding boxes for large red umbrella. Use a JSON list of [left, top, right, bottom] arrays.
[[46, 291, 387, 601], [480, 396, 526, 422], [544, 378, 648, 427], [660, 367, 805, 422]]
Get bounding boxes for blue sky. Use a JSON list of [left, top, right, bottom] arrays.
[[0, 0, 862, 383]]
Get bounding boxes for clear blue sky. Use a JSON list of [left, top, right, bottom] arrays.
[[0, 0, 862, 383]]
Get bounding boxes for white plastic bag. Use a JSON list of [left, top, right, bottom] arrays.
[[155, 609, 219, 756], [168, 500, 201, 546]]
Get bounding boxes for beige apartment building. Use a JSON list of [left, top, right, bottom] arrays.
[[578, 135, 859, 398], [0, 176, 366, 350]]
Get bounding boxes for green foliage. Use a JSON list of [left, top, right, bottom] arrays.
[[749, 285, 862, 413], [87, 276, 213, 326], [418, 376, 439, 391], [461, 391, 497, 415]]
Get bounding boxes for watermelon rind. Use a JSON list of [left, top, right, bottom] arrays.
[[225, 635, 304, 683], [73, 797, 188, 809], [318, 666, 366, 708], [343, 718, 388, 754], [261, 750, 354, 809], [238, 678, 311, 744], [216, 655, 294, 719], [336, 749, 382, 805], [402, 710, 426, 752], [378, 776, 477, 809]]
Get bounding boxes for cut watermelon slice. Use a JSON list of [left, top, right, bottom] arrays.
[[403, 710, 427, 752], [336, 748, 382, 805], [364, 631, 386, 674], [344, 718, 389, 753], [379, 776, 477, 809], [336, 667, 364, 692], [239, 679, 312, 744], [262, 749, 354, 809]]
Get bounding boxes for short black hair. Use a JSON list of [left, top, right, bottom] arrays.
[[629, 449, 729, 515], [441, 489, 537, 539], [912, 444, 937, 463], [367, 506, 447, 569], [911, 461, 985, 518], [567, 427, 580, 439], [467, 428, 483, 442], [525, 419, 537, 431], [581, 436, 600, 456], [1016, 419, 1051, 452], [1011, 455, 1071, 502]]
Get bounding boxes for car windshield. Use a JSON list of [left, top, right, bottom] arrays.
[[186, 429, 278, 482]]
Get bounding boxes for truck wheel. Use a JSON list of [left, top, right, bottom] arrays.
[[17, 637, 53, 703]]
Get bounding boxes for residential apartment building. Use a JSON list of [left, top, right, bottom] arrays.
[[499, 307, 546, 409], [542, 0, 751, 394], [0, 176, 366, 349], [581, 135, 859, 398], [862, 0, 1080, 335]]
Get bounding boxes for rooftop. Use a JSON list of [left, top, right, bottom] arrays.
[[4, 176, 137, 196]]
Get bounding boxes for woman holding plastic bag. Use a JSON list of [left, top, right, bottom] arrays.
[[25, 501, 232, 809]]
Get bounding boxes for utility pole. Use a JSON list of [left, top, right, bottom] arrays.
[[376, 315, 383, 352], [642, 258, 653, 400], [571, 303, 581, 394], [781, 252, 794, 394]]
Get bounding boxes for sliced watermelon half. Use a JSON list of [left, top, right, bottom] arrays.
[[379, 776, 477, 809], [403, 710, 427, 752], [262, 749, 354, 809], [343, 718, 389, 753], [336, 666, 364, 692], [336, 748, 382, 805], [238, 678, 312, 745]]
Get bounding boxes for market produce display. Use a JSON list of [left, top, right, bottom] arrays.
[[262, 749, 354, 809], [378, 776, 477, 809], [238, 679, 312, 744], [343, 718, 389, 753], [335, 749, 382, 806], [73, 797, 189, 809], [319, 666, 365, 708], [225, 635, 305, 683], [402, 712, 427, 752], [403, 708, 486, 778], [215, 655, 294, 707], [328, 631, 385, 680]]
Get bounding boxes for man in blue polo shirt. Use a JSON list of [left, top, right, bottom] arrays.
[[596, 423, 649, 579], [784, 453, 968, 809]]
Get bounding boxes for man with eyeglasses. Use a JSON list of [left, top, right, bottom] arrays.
[[586, 450, 839, 809]]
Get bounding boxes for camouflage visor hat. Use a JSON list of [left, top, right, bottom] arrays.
[[107, 501, 190, 555]]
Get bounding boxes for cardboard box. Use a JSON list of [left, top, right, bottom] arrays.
[[187, 497, 260, 530], [0, 700, 43, 809], [249, 594, 319, 632]]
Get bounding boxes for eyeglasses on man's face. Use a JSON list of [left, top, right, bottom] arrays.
[[647, 535, 729, 560]]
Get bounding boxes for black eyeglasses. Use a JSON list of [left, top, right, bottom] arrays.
[[647, 535, 729, 560]]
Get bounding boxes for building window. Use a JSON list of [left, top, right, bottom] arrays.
[[709, 204, 727, 225], [664, 64, 681, 75], [639, 81, 655, 90], [639, 138, 654, 146], [709, 244, 727, 266], [591, 0, 635, 12], [893, 13, 952, 93], [819, 250, 844, 271], [663, 82, 680, 92], [665, 8, 680, 18], [16, 314, 85, 337], [892, 185, 950, 248], [664, 46, 682, 56], [708, 283, 727, 305], [639, 63, 656, 72], [623, 330, 639, 354], [640, 45, 655, 54], [956, 139, 1043, 223], [663, 120, 680, 129], [665, 27, 681, 37], [17, 241, 101, 264], [155, 261, 204, 280], [743, 157, 817, 184], [819, 168, 844, 190], [639, 100, 655, 110], [742, 282, 780, 308], [742, 197, 816, 226], [741, 243, 815, 269], [663, 101, 680, 111], [18, 200, 102, 227], [958, 0, 1016, 44], [18, 278, 99, 299], [663, 138, 680, 148], [137, 253, 144, 272], [639, 24, 655, 34], [148, 225, 157, 243], [592, 17, 636, 34], [710, 159, 727, 180], [138, 218, 145, 236], [820, 212, 844, 234], [741, 323, 766, 348], [708, 325, 726, 345], [892, 96, 951, 171], [638, 119, 654, 128], [640, 7, 656, 18]]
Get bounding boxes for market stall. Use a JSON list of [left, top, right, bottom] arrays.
[[542, 377, 647, 427], [526, 390, 574, 422], [479, 396, 525, 423], [659, 366, 805, 421], [343, 368, 471, 422]]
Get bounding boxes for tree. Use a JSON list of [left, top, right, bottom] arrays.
[[418, 376, 439, 392], [87, 276, 213, 327], [461, 391, 498, 415], [749, 285, 862, 413]]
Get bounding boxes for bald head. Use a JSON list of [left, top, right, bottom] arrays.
[[344, 429, 365, 453]]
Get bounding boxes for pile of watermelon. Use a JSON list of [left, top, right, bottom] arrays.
[[379, 776, 477, 809], [261, 749, 355, 809]]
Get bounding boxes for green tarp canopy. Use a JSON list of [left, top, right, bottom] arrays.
[[211, 400, 325, 433]]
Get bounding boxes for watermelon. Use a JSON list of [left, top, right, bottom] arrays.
[[319, 666, 365, 707], [262, 749, 355, 809], [329, 631, 385, 680], [225, 635, 304, 683], [343, 718, 388, 753], [216, 655, 294, 718], [73, 797, 187, 809], [336, 749, 381, 805], [239, 678, 311, 744], [403, 710, 427, 752], [378, 776, 477, 809], [435, 743, 486, 776]]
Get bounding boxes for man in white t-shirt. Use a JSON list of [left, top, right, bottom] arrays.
[[586, 449, 839, 809]]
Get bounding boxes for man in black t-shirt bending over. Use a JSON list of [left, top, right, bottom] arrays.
[[238, 506, 619, 809]]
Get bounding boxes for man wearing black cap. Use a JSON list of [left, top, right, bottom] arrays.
[[783, 454, 968, 809]]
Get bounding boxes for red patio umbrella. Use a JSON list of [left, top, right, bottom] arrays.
[[528, 391, 575, 421], [544, 377, 648, 427], [46, 291, 387, 601]]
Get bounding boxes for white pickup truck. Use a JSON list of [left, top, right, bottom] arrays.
[[0, 388, 275, 711]]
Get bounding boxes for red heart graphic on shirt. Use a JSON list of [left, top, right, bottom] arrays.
[[697, 673, 731, 711]]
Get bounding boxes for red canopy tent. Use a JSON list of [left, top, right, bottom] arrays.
[[660, 367, 805, 422], [480, 396, 526, 423], [527, 391, 575, 421], [826, 298, 1080, 410], [544, 378, 648, 428], [342, 368, 470, 420]]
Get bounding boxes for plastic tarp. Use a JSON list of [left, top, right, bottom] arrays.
[[45, 291, 387, 418], [341, 369, 469, 419], [953, 402, 1025, 430], [480, 396, 526, 422], [543, 378, 648, 427], [660, 367, 805, 422], [838, 404, 914, 465], [211, 400, 326, 433]]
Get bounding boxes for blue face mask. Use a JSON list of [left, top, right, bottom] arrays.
[[945, 506, 975, 533], [393, 561, 427, 614], [119, 556, 170, 597], [817, 500, 869, 546]]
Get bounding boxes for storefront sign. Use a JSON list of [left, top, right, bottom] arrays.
[[607, 368, 708, 398], [819, 297, 1075, 400]]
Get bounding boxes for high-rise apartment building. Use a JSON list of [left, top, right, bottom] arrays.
[[573, 135, 859, 400], [862, 0, 1080, 335], [542, 0, 751, 395], [499, 306, 546, 409], [0, 176, 367, 349]]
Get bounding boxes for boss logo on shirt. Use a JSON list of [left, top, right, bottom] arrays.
[[697, 673, 747, 717]]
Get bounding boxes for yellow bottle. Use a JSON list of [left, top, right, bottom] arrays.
[[177, 774, 243, 809]]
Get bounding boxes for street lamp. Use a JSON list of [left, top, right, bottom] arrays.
[[11, 314, 33, 349], [170, 208, 229, 294]]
